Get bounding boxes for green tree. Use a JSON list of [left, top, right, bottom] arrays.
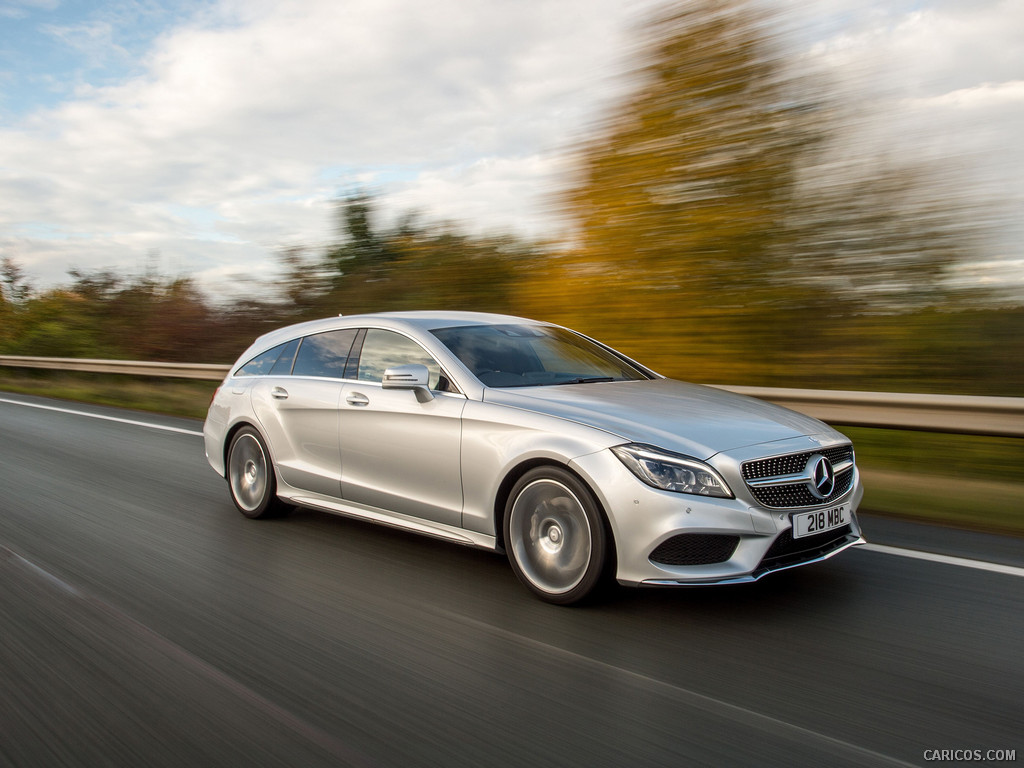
[[278, 246, 332, 317], [7, 289, 105, 357], [1, 257, 32, 352], [314, 193, 535, 318], [1, 256, 31, 305], [326, 192, 400, 283]]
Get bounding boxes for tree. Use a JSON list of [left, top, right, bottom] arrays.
[[313, 192, 535, 318], [5, 289, 105, 357], [1, 257, 32, 351], [326, 192, 399, 282], [515, 1, 822, 380], [518, 0, 986, 386], [1, 256, 31, 305]]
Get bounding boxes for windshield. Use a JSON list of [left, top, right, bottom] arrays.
[[431, 324, 652, 388]]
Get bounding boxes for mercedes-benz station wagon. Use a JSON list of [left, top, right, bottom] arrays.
[[203, 311, 864, 604]]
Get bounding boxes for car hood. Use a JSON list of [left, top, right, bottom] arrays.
[[483, 378, 836, 459]]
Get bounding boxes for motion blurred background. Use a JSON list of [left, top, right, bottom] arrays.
[[2, 0, 1021, 396]]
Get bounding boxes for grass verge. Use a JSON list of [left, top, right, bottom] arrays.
[[0, 369, 218, 420], [858, 470, 1024, 538], [840, 426, 1024, 537]]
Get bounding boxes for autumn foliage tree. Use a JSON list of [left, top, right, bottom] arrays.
[[518, 1, 819, 379], [519, 0, 988, 386]]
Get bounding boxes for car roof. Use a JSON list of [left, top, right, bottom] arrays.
[[247, 310, 550, 353]]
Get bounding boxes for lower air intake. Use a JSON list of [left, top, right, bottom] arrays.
[[759, 525, 853, 570]]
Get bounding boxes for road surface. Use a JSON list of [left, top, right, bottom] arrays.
[[0, 393, 1020, 767]]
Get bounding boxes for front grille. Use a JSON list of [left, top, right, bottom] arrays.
[[758, 524, 852, 570], [748, 473, 854, 508], [742, 445, 853, 481], [650, 534, 740, 566], [742, 445, 854, 509]]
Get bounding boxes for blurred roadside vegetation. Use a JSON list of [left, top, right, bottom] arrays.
[[0, 369, 216, 418], [1, 0, 1021, 533], [2, 0, 1021, 395]]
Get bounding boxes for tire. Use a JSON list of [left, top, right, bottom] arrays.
[[226, 426, 288, 519], [503, 466, 610, 605]]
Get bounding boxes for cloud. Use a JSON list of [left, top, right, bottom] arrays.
[[1, 0, 1021, 299], [0, 0, 650, 294], [41, 19, 128, 66], [797, 0, 1024, 210], [911, 80, 1024, 109], [802, 0, 1024, 98], [0, 0, 58, 19]]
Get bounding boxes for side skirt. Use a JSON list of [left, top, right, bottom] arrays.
[[282, 488, 498, 552]]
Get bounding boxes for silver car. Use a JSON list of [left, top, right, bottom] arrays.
[[203, 311, 864, 604]]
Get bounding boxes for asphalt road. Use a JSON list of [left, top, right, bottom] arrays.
[[0, 393, 1020, 768]]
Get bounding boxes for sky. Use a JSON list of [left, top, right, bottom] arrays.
[[1, 0, 1022, 300]]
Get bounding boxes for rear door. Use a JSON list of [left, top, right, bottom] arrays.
[[251, 329, 358, 498]]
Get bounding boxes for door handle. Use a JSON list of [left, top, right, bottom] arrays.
[[346, 392, 370, 407], [271, 387, 289, 400]]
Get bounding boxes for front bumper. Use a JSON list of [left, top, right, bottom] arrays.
[[638, 529, 865, 586], [568, 447, 865, 587]]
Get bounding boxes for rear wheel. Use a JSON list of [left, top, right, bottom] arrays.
[[227, 427, 288, 519], [504, 466, 610, 605]]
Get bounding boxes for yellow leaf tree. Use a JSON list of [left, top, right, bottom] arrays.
[[519, 0, 985, 386]]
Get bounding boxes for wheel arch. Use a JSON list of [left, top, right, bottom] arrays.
[[492, 458, 616, 565], [223, 419, 269, 474]]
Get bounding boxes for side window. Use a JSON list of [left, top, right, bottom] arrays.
[[356, 329, 442, 389], [236, 341, 293, 376], [292, 329, 358, 378], [269, 338, 300, 375]]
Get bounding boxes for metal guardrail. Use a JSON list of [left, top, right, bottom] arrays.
[[0, 355, 230, 381], [1, 355, 1022, 437], [715, 386, 1024, 438]]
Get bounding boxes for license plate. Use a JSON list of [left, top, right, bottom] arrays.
[[792, 505, 847, 538]]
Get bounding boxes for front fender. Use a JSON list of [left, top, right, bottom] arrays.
[[458, 399, 622, 536]]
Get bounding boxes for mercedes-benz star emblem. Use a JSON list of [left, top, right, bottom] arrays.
[[808, 456, 836, 500]]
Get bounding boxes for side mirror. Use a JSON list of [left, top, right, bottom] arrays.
[[382, 364, 434, 402]]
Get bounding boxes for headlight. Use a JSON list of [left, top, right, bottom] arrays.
[[611, 443, 733, 499]]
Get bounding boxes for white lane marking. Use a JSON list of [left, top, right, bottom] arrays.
[[4, 548, 83, 597], [442, 609, 920, 768], [1, 545, 372, 766], [860, 543, 1024, 578], [0, 396, 204, 437]]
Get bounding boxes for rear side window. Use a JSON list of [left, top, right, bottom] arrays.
[[269, 338, 300, 375], [292, 329, 359, 378], [236, 341, 294, 376]]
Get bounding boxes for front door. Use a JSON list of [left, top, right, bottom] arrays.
[[339, 329, 465, 527]]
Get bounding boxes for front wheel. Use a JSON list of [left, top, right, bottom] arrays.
[[504, 466, 610, 605], [226, 427, 288, 519]]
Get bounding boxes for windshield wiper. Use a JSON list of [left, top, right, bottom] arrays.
[[555, 377, 616, 385]]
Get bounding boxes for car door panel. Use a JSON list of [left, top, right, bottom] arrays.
[[340, 384, 466, 526], [251, 377, 344, 498]]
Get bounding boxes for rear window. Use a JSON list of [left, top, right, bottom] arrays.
[[236, 340, 295, 376]]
